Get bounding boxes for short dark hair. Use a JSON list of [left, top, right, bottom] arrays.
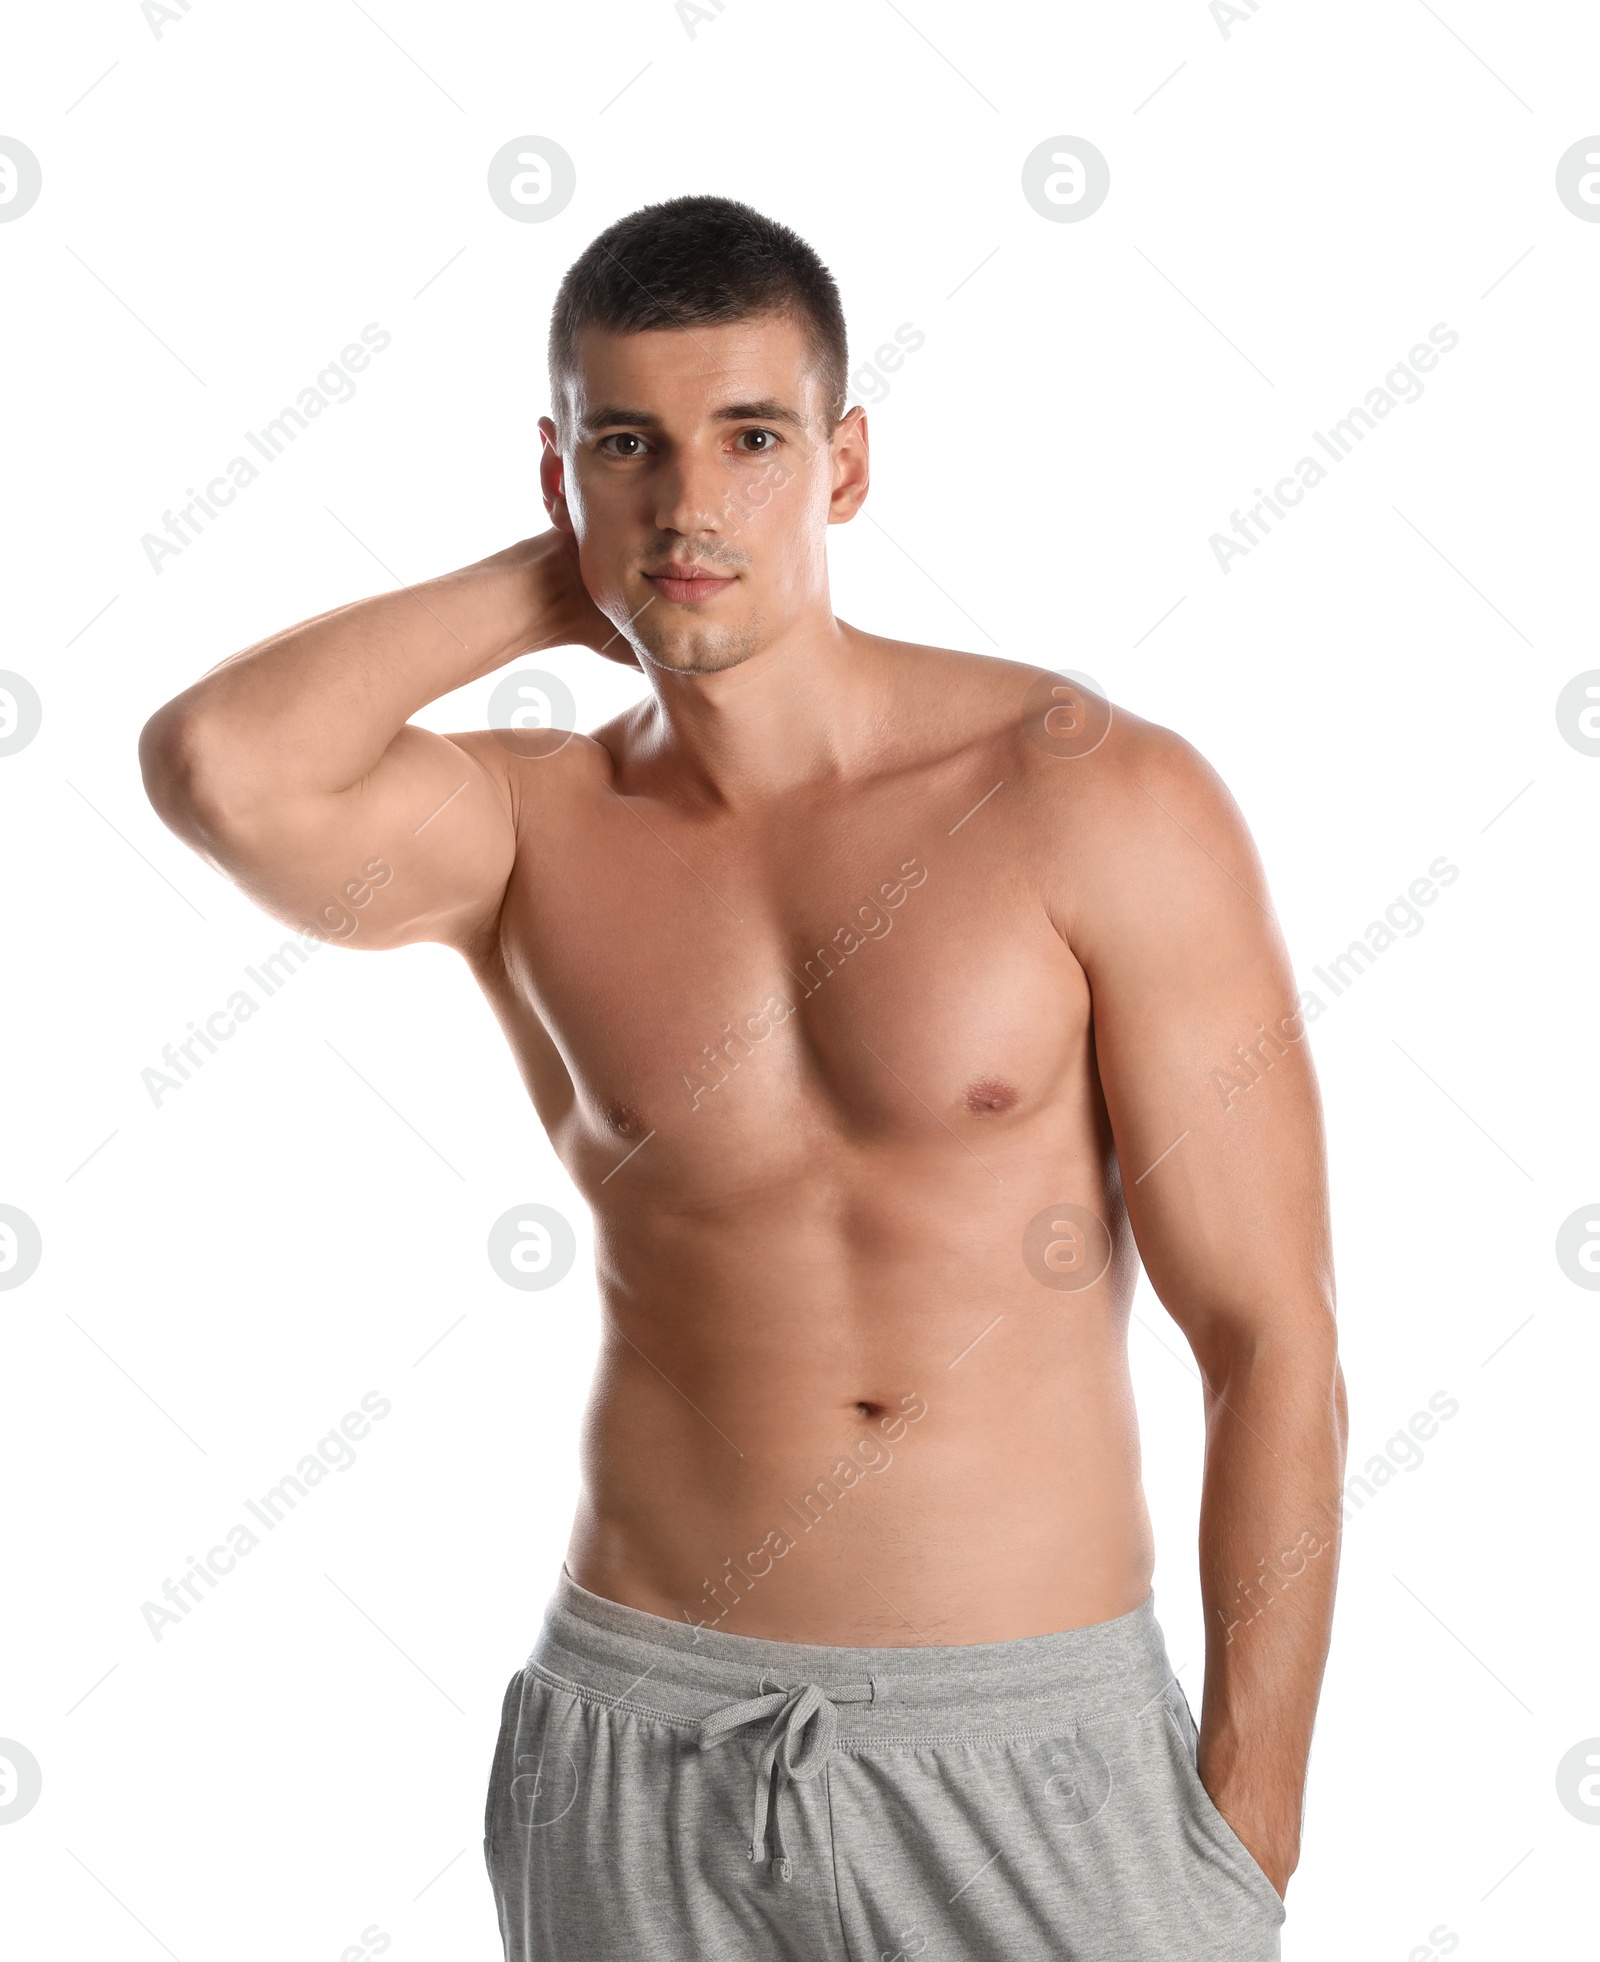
[[548, 195, 848, 436]]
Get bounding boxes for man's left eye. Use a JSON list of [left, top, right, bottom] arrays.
[[737, 429, 779, 451]]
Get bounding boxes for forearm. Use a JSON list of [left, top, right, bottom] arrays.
[[1194, 1327, 1347, 1892], [143, 534, 587, 812]]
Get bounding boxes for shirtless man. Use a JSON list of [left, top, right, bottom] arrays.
[[140, 195, 1347, 1961]]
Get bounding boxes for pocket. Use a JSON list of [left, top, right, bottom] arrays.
[[1160, 1693, 1286, 1925]]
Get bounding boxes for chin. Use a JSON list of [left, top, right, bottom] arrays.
[[641, 627, 763, 676]]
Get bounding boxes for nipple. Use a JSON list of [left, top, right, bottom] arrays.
[[603, 1100, 646, 1138], [964, 1078, 1020, 1115]]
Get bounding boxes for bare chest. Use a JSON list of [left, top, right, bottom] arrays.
[[491, 772, 1092, 1185]]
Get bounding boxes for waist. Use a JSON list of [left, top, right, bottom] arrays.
[[527, 1566, 1175, 1742], [570, 1351, 1154, 1643]]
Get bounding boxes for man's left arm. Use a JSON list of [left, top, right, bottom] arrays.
[[1058, 716, 1349, 1897]]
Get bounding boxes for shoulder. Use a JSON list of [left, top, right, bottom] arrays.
[[1020, 690, 1246, 846], [443, 723, 618, 785], [1000, 685, 1273, 961], [884, 639, 1236, 833], [886, 646, 1271, 944], [440, 724, 619, 834]]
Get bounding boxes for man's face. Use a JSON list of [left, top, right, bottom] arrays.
[[539, 313, 867, 675]]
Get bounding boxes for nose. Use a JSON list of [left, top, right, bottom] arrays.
[[652, 441, 731, 545]]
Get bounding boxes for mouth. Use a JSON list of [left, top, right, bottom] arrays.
[[642, 564, 738, 605]]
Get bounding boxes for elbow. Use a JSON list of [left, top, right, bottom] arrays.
[[1193, 1305, 1343, 1407], [138, 699, 248, 842], [138, 700, 201, 829]]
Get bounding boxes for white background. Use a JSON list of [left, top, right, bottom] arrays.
[[3, 1, 1598, 1956]]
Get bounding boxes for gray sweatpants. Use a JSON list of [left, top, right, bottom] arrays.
[[484, 1569, 1286, 1960]]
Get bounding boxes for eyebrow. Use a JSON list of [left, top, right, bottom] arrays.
[[579, 398, 809, 436]]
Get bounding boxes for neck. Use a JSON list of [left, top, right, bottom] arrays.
[[631, 601, 885, 805]]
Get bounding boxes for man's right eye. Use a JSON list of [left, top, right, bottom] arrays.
[[598, 433, 649, 457]]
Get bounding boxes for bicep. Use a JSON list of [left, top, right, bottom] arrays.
[[1070, 738, 1333, 1361], [179, 724, 518, 953]]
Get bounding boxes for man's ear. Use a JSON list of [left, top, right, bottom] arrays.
[[538, 416, 574, 533], [828, 405, 869, 525]]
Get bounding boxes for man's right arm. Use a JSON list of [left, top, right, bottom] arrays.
[[139, 532, 615, 952]]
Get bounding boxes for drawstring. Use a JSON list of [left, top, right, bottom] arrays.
[[697, 1677, 876, 1881]]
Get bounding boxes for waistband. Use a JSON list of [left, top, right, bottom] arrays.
[[528, 1567, 1177, 1744]]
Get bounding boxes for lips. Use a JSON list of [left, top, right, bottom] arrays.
[[643, 565, 736, 604]]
